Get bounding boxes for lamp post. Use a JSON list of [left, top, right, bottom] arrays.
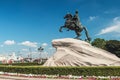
[[38, 46, 44, 64], [27, 48, 32, 62]]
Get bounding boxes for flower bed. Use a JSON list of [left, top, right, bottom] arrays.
[[0, 71, 120, 80]]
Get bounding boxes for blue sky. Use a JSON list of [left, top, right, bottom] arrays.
[[0, 0, 120, 58]]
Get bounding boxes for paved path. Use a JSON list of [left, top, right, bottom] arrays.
[[0, 75, 77, 80]]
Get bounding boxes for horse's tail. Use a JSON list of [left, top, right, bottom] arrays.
[[83, 26, 91, 42]]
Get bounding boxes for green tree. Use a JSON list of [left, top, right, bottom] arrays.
[[91, 38, 106, 49], [105, 40, 120, 58]]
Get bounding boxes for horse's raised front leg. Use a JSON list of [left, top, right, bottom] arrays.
[[59, 26, 64, 32]]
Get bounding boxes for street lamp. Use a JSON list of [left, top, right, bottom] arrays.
[[38, 46, 44, 64]]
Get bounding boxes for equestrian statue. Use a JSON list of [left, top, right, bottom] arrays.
[[59, 10, 91, 42]]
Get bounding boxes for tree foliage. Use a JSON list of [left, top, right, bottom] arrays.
[[105, 40, 120, 58], [91, 38, 120, 58], [91, 38, 106, 49]]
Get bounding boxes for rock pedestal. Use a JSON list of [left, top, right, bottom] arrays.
[[43, 38, 120, 66]]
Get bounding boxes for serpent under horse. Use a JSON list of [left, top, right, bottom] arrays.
[[59, 11, 91, 42]]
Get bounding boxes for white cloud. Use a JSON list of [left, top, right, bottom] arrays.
[[97, 25, 119, 35], [42, 43, 48, 47], [4, 40, 15, 45], [89, 16, 97, 21], [32, 51, 38, 54], [20, 41, 37, 47], [113, 17, 120, 22], [104, 9, 118, 14], [0, 45, 4, 47], [21, 48, 28, 51], [97, 17, 120, 35], [49, 47, 55, 50]]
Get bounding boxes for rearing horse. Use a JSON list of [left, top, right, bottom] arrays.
[[59, 11, 91, 42]]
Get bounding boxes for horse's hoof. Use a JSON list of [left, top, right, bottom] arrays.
[[74, 37, 80, 40], [59, 30, 62, 32], [88, 37, 91, 41], [67, 29, 69, 31]]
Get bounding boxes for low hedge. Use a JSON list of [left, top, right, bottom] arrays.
[[0, 66, 120, 76], [0, 62, 43, 66]]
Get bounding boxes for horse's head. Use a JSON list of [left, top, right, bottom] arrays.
[[64, 14, 72, 19]]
